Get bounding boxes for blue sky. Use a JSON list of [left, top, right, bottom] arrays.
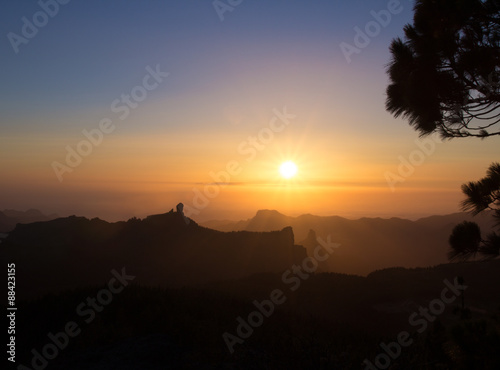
[[0, 0, 411, 123]]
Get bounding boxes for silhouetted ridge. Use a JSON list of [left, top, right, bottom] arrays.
[[246, 209, 291, 232], [299, 229, 318, 250], [143, 208, 197, 228], [254, 209, 286, 218], [0, 208, 58, 233], [1, 204, 306, 299], [203, 210, 497, 275]]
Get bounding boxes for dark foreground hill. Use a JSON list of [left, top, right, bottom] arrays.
[[6, 207, 500, 368], [14, 259, 500, 369], [203, 210, 497, 275], [1, 209, 306, 299]]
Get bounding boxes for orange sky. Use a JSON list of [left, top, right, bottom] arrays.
[[2, 113, 497, 222]]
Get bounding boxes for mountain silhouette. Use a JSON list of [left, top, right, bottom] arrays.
[[0, 208, 58, 233], [1, 206, 306, 299], [202, 210, 497, 275], [6, 207, 500, 368]]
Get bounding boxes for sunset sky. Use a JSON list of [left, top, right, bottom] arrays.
[[1, 0, 498, 222]]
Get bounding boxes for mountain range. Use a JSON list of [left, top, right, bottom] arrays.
[[3, 207, 497, 299], [4, 207, 500, 368], [0, 208, 58, 233], [1, 208, 305, 299], [202, 209, 497, 275]]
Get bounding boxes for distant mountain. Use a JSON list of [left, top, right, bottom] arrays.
[[0, 208, 306, 299], [0, 208, 58, 232], [202, 210, 497, 276]]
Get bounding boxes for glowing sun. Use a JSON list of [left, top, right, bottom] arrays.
[[279, 161, 298, 179]]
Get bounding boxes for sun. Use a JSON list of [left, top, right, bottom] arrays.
[[279, 161, 298, 179]]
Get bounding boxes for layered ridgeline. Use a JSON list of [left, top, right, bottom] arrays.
[[203, 210, 497, 275], [0, 209, 58, 233], [1, 206, 306, 299]]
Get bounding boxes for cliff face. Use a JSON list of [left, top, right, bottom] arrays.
[[1, 212, 306, 299]]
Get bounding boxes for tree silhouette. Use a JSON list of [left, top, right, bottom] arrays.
[[448, 221, 482, 261], [449, 163, 500, 261], [461, 162, 500, 220], [386, 0, 500, 139]]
